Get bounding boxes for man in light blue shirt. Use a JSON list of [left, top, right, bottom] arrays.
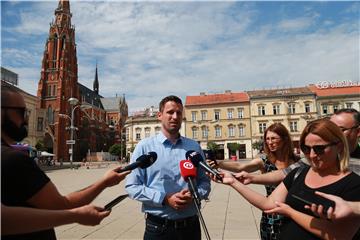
[[126, 95, 211, 240]]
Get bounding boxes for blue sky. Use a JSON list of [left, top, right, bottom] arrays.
[[1, 1, 359, 112]]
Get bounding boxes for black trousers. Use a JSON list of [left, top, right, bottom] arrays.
[[144, 214, 201, 240]]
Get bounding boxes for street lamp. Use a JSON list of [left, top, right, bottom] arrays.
[[59, 98, 91, 168]]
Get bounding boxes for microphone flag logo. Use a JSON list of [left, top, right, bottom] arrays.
[[183, 161, 194, 170]]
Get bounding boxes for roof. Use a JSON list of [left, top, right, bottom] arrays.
[[101, 97, 120, 111], [246, 87, 313, 99], [78, 83, 104, 109], [308, 83, 360, 97], [185, 92, 249, 106]]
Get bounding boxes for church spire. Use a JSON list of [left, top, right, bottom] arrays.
[[93, 63, 99, 94]]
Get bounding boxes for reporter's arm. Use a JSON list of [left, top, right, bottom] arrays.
[[1, 204, 110, 235], [217, 158, 264, 173]]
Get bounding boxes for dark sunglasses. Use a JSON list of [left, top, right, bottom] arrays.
[[301, 142, 338, 155], [2, 106, 30, 119]]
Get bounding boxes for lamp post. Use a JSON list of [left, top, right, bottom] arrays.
[[59, 98, 90, 168]]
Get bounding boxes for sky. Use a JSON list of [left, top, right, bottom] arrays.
[[1, 1, 359, 113]]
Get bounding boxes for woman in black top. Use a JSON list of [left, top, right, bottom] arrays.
[[210, 119, 360, 239]]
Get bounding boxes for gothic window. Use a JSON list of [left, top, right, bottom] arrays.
[[37, 117, 44, 131], [48, 85, 52, 96], [52, 85, 56, 96], [47, 106, 54, 124], [61, 35, 66, 50], [52, 34, 58, 68]]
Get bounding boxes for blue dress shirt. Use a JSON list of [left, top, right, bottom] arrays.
[[125, 131, 211, 220]]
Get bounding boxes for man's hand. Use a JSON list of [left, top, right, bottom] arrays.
[[102, 166, 131, 187], [206, 159, 218, 169], [164, 189, 193, 210], [71, 204, 110, 226]]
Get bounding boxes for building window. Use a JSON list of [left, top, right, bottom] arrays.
[[126, 128, 129, 141], [214, 110, 220, 121], [227, 109, 234, 119], [273, 105, 280, 115], [239, 125, 245, 137], [191, 111, 197, 122], [202, 126, 208, 139], [48, 85, 52, 96], [135, 128, 141, 141], [346, 103, 353, 109], [215, 126, 221, 137], [228, 125, 235, 137], [305, 103, 311, 113], [47, 106, 54, 124], [259, 123, 266, 134], [145, 128, 151, 138], [288, 103, 296, 114], [333, 104, 339, 113], [37, 117, 44, 131], [290, 121, 298, 132], [238, 108, 244, 119], [52, 85, 56, 96], [201, 111, 207, 121], [258, 106, 266, 116], [155, 127, 161, 135], [322, 104, 328, 114], [192, 127, 198, 139]]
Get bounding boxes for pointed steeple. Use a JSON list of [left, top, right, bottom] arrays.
[[93, 63, 99, 94]]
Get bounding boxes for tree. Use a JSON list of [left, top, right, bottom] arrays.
[[207, 141, 219, 151], [252, 140, 264, 151], [227, 143, 240, 155], [35, 139, 47, 151], [109, 144, 122, 156]]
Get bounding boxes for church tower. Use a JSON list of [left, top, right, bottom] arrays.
[[93, 63, 99, 94], [37, 0, 79, 162]]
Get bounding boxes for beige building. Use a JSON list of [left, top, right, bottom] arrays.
[[247, 87, 317, 153], [185, 91, 251, 159]]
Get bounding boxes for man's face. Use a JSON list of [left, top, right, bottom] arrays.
[[330, 113, 360, 153], [1, 92, 29, 142], [157, 101, 183, 135]]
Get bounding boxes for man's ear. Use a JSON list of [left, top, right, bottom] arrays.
[[157, 111, 162, 120]]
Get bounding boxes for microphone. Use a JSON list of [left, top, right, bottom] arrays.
[[186, 150, 222, 181], [117, 152, 157, 173], [179, 159, 201, 207]]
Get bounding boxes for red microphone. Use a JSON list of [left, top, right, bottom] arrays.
[[179, 159, 197, 181], [179, 160, 200, 206]]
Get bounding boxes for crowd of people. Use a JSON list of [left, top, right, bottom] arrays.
[[2, 84, 359, 240]]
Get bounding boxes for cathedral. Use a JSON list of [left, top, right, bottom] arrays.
[[37, 0, 128, 162]]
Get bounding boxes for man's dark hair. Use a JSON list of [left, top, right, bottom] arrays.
[[159, 95, 183, 112], [334, 108, 360, 126], [1, 82, 21, 107]]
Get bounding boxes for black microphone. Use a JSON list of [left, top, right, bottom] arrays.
[[186, 150, 222, 180], [117, 152, 157, 173]]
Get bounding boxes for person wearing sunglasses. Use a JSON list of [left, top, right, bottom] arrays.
[[1, 83, 131, 240], [208, 119, 360, 239], [208, 123, 301, 240]]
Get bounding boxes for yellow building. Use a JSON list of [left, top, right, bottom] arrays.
[[247, 87, 317, 153], [185, 91, 251, 159]]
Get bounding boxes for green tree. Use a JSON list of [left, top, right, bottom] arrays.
[[252, 140, 264, 151], [227, 143, 240, 155], [35, 139, 47, 151], [109, 144, 122, 156], [207, 141, 219, 151]]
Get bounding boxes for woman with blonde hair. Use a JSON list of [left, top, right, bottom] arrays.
[[209, 122, 300, 239], [210, 119, 360, 239]]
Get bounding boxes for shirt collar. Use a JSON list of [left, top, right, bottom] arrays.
[[156, 131, 183, 145]]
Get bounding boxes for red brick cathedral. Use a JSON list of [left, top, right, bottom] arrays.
[[37, 0, 128, 162]]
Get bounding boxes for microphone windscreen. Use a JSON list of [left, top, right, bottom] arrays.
[[185, 150, 203, 167], [179, 160, 197, 180], [138, 152, 158, 169]]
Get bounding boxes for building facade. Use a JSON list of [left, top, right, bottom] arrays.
[[185, 91, 251, 159], [247, 87, 317, 153]]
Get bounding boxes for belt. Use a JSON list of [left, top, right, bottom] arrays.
[[145, 213, 198, 228]]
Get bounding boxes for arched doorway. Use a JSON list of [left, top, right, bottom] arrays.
[[44, 133, 54, 153]]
